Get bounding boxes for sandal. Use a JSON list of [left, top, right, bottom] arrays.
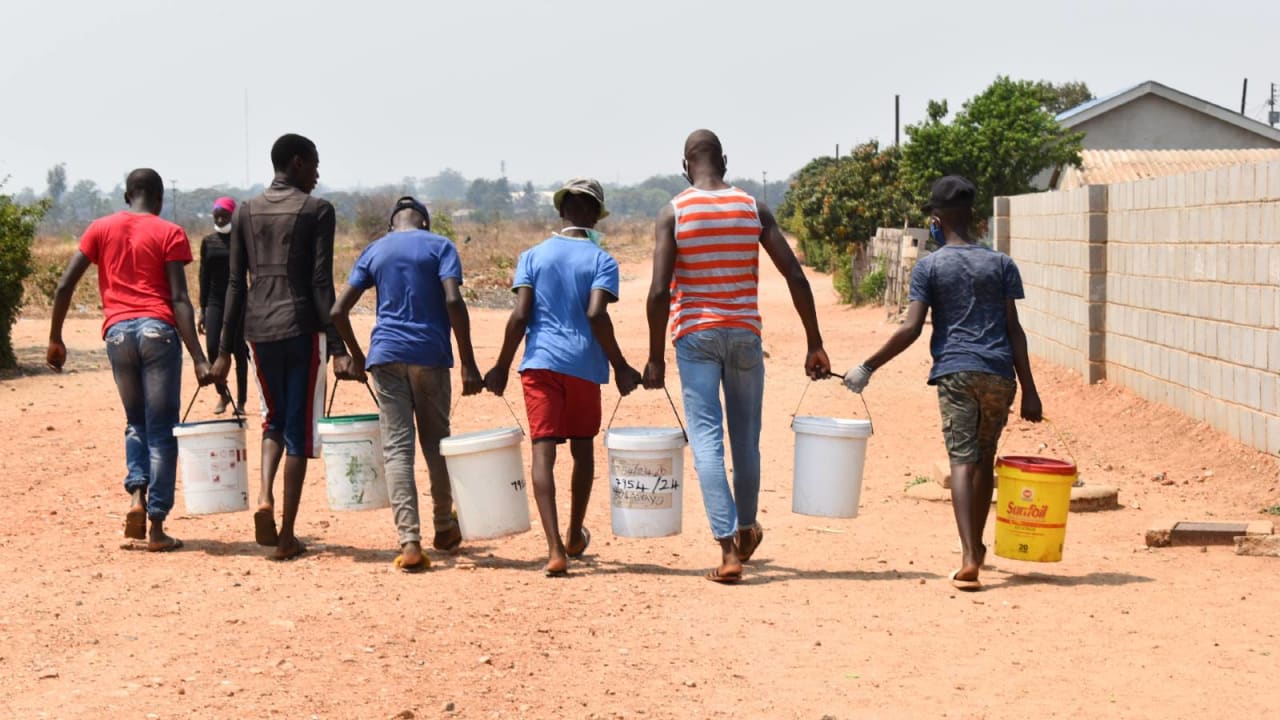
[[567, 527, 591, 559], [735, 524, 764, 562], [706, 567, 743, 584]]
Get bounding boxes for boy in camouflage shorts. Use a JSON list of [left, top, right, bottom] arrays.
[[842, 176, 1042, 591]]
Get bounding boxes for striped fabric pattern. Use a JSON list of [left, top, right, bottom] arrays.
[[669, 187, 763, 340]]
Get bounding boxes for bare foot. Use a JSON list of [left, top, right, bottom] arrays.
[[146, 520, 182, 552], [271, 535, 307, 561], [124, 496, 146, 540], [544, 549, 569, 577], [399, 541, 425, 568], [254, 506, 279, 547]]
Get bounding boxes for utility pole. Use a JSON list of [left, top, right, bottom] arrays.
[[243, 89, 251, 187], [835, 143, 839, 159], [1269, 82, 1278, 128], [761, 170, 768, 205], [1241, 78, 1248, 115], [895, 94, 901, 147], [170, 179, 179, 225]]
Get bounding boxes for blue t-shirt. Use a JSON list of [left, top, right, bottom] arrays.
[[908, 244, 1025, 384], [347, 229, 462, 369], [513, 234, 620, 384]]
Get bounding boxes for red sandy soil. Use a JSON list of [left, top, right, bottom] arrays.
[[2, 254, 1278, 720]]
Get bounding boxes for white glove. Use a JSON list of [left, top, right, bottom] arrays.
[[842, 365, 873, 393]]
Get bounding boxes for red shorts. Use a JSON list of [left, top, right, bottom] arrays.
[[520, 369, 602, 442]]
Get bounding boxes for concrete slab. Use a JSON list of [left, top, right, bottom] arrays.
[[1245, 521, 1275, 536], [1070, 485, 1120, 512], [1234, 535, 1280, 557], [904, 482, 995, 504], [1171, 521, 1250, 547]]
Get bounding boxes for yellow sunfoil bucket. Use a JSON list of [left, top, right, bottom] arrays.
[[994, 456, 1077, 563]]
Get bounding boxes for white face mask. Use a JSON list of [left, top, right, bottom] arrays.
[[214, 221, 232, 234], [560, 226, 603, 245]]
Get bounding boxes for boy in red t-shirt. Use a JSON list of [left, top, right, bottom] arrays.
[[47, 168, 213, 551]]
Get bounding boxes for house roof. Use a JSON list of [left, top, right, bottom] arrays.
[[1056, 80, 1280, 144], [1051, 148, 1280, 190]]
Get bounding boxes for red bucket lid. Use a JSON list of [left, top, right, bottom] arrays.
[[996, 455, 1077, 475]]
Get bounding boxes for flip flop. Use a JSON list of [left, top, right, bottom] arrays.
[[146, 537, 184, 553], [432, 525, 463, 553], [124, 506, 146, 540], [567, 527, 591, 559], [544, 566, 569, 578], [393, 554, 430, 574], [735, 524, 764, 563], [949, 569, 983, 592], [268, 541, 307, 562], [706, 567, 743, 584], [254, 509, 279, 547]]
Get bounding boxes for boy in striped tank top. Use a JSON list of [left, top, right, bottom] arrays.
[[644, 130, 831, 583]]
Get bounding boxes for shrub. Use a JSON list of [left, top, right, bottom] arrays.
[[0, 192, 51, 368], [857, 264, 887, 305]]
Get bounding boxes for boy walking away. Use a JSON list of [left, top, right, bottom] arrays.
[[644, 130, 830, 584], [331, 196, 484, 573], [843, 175, 1043, 591], [212, 133, 357, 561], [484, 178, 642, 577], [47, 168, 214, 552]]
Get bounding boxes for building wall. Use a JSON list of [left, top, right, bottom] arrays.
[[1074, 95, 1280, 151], [999, 160, 1280, 455]]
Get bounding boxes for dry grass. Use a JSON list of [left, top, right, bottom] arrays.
[[20, 217, 655, 319]]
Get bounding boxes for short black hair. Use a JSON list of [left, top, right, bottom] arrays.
[[270, 133, 317, 172], [125, 168, 163, 201], [684, 129, 726, 173]]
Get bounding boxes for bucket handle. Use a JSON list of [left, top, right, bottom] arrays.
[[326, 378, 380, 418], [450, 389, 527, 437], [605, 386, 688, 443], [182, 385, 244, 424], [997, 415, 1078, 469], [790, 371, 873, 433]]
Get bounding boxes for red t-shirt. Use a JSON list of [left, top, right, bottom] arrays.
[[79, 211, 193, 337]]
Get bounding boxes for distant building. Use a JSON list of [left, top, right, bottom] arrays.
[[1045, 80, 1280, 190]]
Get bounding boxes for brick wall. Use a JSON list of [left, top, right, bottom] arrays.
[[998, 160, 1280, 455]]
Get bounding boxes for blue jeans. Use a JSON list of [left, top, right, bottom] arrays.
[[674, 327, 765, 540], [105, 318, 183, 521]]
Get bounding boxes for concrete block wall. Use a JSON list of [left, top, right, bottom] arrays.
[[1002, 186, 1106, 382], [1000, 159, 1280, 455], [1103, 161, 1280, 454]]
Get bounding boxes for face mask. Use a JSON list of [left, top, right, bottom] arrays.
[[214, 221, 232, 234], [928, 220, 944, 245], [560, 227, 603, 245]]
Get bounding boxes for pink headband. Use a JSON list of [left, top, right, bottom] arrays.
[[213, 197, 237, 213]]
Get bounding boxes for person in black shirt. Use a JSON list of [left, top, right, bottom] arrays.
[[199, 196, 249, 414]]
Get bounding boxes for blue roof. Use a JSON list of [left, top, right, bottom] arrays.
[[1055, 82, 1144, 122]]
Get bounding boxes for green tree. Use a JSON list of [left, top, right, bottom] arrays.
[[422, 169, 468, 202], [779, 141, 918, 273], [465, 177, 513, 223], [0, 188, 51, 368], [1035, 80, 1094, 115], [45, 163, 67, 202], [902, 76, 1085, 222]]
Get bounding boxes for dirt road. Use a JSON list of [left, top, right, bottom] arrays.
[[2, 252, 1278, 719]]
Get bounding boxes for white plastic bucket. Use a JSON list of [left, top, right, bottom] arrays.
[[173, 419, 250, 515], [791, 415, 873, 518], [318, 414, 390, 511], [604, 427, 687, 538], [439, 426, 529, 540]]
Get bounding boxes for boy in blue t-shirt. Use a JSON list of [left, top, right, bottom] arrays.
[[843, 176, 1043, 592], [332, 196, 483, 573], [484, 178, 642, 577]]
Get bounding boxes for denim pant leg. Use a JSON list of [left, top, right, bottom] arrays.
[[106, 320, 149, 497], [722, 330, 765, 530], [408, 365, 456, 534], [675, 330, 737, 540], [373, 364, 421, 546], [139, 319, 183, 520]]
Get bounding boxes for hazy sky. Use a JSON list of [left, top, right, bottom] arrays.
[[2, 0, 1278, 193]]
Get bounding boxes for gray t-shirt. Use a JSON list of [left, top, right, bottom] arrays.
[[908, 244, 1025, 384]]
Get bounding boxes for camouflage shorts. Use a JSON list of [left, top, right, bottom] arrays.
[[936, 372, 1017, 464]]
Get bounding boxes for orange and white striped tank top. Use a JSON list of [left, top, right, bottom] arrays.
[[669, 186, 763, 341]]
